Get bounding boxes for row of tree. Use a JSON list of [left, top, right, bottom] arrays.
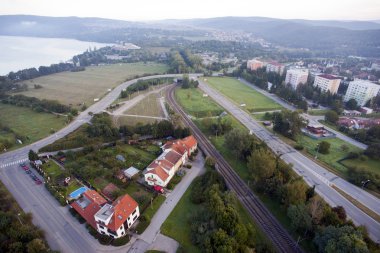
[[120, 78, 172, 98], [2, 94, 72, 114]]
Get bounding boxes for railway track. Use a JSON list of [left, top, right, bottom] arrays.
[[167, 84, 303, 253]]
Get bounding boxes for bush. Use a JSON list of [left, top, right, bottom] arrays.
[[185, 164, 192, 169], [347, 152, 360, 159], [294, 144, 304, 150], [97, 234, 112, 245], [111, 236, 130, 246], [136, 220, 150, 234], [318, 141, 330, 154]]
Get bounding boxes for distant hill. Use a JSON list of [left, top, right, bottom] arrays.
[[1, 15, 380, 57], [168, 16, 380, 56]]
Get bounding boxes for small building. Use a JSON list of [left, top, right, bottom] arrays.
[[102, 183, 120, 200], [306, 123, 327, 135], [342, 110, 362, 117], [94, 194, 139, 238], [123, 167, 140, 179], [115, 171, 127, 183], [360, 107, 374, 115]]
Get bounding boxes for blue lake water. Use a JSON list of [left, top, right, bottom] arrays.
[[0, 35, 110, 75]]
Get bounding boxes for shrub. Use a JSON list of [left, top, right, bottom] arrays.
[[111, 236, 130, 246], [294, 144, 304, 150]]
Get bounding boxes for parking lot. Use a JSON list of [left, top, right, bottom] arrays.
[[19, 162, 43, 185]]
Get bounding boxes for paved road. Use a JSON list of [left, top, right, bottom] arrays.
[[198, 79, 380, 242], [128, 152, 205, 253], [0, 74, 195, 252], [237, 78, 368, 149]]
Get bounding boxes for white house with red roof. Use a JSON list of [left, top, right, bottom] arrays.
[[94, 194, 139, 238], [144, 136, 197, 187]]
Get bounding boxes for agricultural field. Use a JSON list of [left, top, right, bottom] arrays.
[[0, 103, 67, 152], [17, 62, 169, 108], [204, 77, 282, 112], [175, 87, 224, 118]]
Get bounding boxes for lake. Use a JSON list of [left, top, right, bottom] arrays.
[[0, 36, 110, 75]]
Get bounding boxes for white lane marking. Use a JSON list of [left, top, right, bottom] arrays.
[[0, 158, 28, 168]]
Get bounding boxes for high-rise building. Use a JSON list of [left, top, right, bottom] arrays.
[[344, 79, 380, 106], [247, 59, 264, 71], [313, 74, 341, 94], [285, 69, 309, 89], [266, 61, 285, 75]]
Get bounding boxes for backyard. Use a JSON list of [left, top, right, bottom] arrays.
[[204, 77, 283, 112], [17, 62, 169, 108], [0, 103, 67, 152]]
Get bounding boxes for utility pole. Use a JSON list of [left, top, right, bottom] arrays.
[[315, 143, 320, 160]]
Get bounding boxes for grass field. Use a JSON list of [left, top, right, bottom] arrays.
[[204, 77, 283, 112], [175, 87, 224, 118], [124, 93, 165, 118], [0, 103, 67, 151], [113, 115, 161, 127], [18, 62, 169, 108], [341, 158, 380, 175]]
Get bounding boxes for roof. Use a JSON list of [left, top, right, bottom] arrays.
[[317, 74, 340, 80], [116, 155, 126, 162], [70, 190, 107, 229], [146, 163, 170, 182], [181, 135, 197, 151], [108, 194, 138, 231], [268, 61, 283, 67], [123, 167, 140, 178], [102, 183, 120, 200]]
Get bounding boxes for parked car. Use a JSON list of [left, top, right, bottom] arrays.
[[25, 170, 31, 174], [153, 185, 164, 194], [22, 166, 29, 171], [35, 179, 42, 185]]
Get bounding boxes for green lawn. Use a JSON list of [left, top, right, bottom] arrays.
[[124, 93, 165, 118], [175, 87, 224, 118], [204, 77, 282, 112], [161, 180, 203, 253], [341, 157, 380, 175], [113, 115, 161, 127], [0, 103, 67, 152], [18, 62, 169, 108], [44, 160, 64, 181], [308, 109, 330, 116]]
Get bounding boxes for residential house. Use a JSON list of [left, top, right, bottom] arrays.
[[144, 136, 197, 187], [70, 190, 107, 229], [95, 194, 139, 238]]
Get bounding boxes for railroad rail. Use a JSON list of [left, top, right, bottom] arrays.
[[166, 84, 303, 253]]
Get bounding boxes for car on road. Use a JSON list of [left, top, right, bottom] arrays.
[[35, 179, 42, 185], [22, 166, 29, 171], [25, 170, 31, 174]]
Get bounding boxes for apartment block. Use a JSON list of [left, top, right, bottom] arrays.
[[285, 68, 309, 89], [266, 61, 285, 75], [344, 79, 380, 106], [313, 74, 341, 94], [247, 59, 264, 71]]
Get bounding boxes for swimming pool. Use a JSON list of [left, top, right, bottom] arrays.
[[69, 186, 88, 199]]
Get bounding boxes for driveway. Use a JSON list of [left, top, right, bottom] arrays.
[[128, 152, 206, 253]]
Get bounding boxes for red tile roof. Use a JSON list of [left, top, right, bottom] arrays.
[[181, 136, 197, 151], [106, 194, 138, 231], [146, 166, 169, 182], [70, 190, 107, 229]]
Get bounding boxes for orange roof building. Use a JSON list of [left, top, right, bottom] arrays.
[[94, 194, 139, 238], [145, 135, 197, 187]]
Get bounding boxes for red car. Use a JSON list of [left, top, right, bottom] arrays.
[[35, 179, 42, 185]]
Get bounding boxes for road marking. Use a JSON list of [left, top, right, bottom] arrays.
[[0, 158, 28, 169]]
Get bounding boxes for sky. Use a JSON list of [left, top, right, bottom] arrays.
[[1, 0, 380, 21]]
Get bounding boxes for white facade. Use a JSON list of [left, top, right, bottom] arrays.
[[313, 74, 341, 95], [285, 69, 309, 89], [344, 80, 380, 106], [95, 204, 140, 239], [266, 62, 285, 75]]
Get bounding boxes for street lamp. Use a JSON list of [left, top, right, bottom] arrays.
[[315, 143, 320, 160], [17, 213, 23, 225], [361, 180, 370, 189]]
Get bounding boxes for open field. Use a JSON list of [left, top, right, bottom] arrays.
[[175, 87, 224, 118], [18, 62, 169, 108], [113, 115, 161, 127], [341, 157, 380, 175], [124, 93, 165, 118], [0, 103, 67, 151], [204, 77, 283, 112]]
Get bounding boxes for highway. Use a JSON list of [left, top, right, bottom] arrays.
[[198, 79, 380, 242], [0, 74, 184, 253], [166, 84, 303, 253], [237, 78, 368, 150]]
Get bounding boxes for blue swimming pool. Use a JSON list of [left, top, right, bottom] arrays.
[[69, 186, 88, 199]]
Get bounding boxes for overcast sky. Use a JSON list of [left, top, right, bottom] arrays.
[[1, 0, 380, 21]]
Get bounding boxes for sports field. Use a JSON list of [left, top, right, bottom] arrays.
[[204, 77, 282, 112], [0, 103, 67, 151], [18, 62, 169, 108]]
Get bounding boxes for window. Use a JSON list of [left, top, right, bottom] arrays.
[[98, 225, 104, 229], [132, 209, 137, 216], [133, 215, 138, 221]]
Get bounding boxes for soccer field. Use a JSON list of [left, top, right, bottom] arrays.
[[18, 62, 169, 108]]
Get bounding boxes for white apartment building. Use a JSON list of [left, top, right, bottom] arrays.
[[344, 79, 380, 106], [285, 69, 309, 89], [313, 74, 341, 95], [266, 62, 285, 75], [94, 194, 139, 239], [247, 59, 264, 71]]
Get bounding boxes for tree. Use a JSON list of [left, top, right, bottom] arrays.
[[28, 150, 39, 161], [325, 110, 339, 124], [247, 148, 276, 183], [314, 225, 369, 253], [318, 141, 331, 154], [273, 110, 305, 139], [346, 98, 358, 110], [224, 129, 254, 160], [332, 206, 347, 222], [283, 180, 308, 206], [27, 239, 49, 253], [364, 143, 380, 160], [307, 195, 325, 225], [287, 204, 312, 233]]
